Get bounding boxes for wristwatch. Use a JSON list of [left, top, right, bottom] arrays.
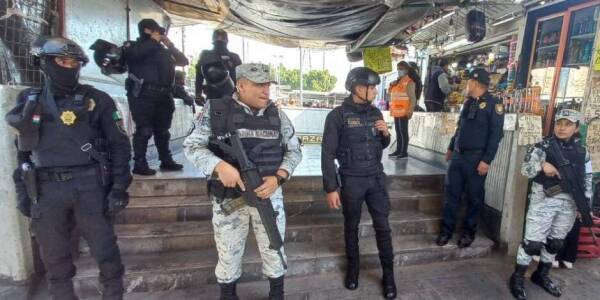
[[275, 174, 287, 186]]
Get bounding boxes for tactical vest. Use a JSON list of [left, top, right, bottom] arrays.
[[389, 76, 412, 118], [31, 86, 107, 168], [425, 69, 446, 102], [337, 104, 384, 176], [207, 97, 283, 198], [533, 137, 586, 190]]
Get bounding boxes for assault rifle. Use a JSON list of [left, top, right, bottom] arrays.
[[210, 131, 287, 269], [547, 138, 598, 245]]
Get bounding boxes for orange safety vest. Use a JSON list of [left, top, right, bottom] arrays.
[[389, 76, 413, 118]]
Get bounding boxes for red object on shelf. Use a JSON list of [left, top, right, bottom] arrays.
[[578, 216, 600, 258]]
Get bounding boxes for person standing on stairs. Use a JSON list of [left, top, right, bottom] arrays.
[[321, 67, 397, 299], [388, 61, 418, 159], [183, 63, 302, 300], [509, 109, 593, 300], [436, 68, 505, 248], [5, 36, 132, 300], [124, 19, 189, 175]]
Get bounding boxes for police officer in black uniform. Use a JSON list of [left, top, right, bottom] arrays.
[[5, 36, 132, 300], [321, 67, 396, 299], [124, 19, 189, 175], [194, 29, 242, 105], [436, 68, 505, 248]]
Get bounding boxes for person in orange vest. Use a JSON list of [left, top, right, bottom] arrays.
[[388, 61, 417, 159]]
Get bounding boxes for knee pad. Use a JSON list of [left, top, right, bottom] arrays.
[[135, 126, 153, 139], [522, 240, 544, 256], [545, 238, 564, 254]]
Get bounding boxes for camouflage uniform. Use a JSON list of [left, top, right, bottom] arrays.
[[183, 96, 302, 283], [516, 139, 593, 265]]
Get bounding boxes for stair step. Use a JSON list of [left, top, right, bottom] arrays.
[[116, 188, 444, 224], [86, 211, 442, 255], [92, 257, 509, 300], [127, 174, 444, 198], [74, 234, 493, 296]]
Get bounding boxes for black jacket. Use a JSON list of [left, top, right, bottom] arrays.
[[124, 38, 188, 86]]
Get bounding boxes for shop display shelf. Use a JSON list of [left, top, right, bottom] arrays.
[[569, 32, 596, 40], [536, 44, 559, 52]]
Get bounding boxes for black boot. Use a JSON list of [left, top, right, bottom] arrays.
[[268, 276, 284, 300], [219, 281, 239, 300], [531, 262, 562, 297], [436, 232, 452, 246], [132, 158, 156, 176], [345, 259, 359, 290], [509, 264, 528, 300], [382, 267, 397, 299], [159, 158, 183, 171]]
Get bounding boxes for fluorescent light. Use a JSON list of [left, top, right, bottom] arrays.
[[443, 38, 470, 51], [493, 15, 517, 26], [540, 1, 546, 4], [421, 11, 456, 30]]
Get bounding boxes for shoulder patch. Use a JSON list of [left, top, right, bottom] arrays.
[[495, 104, 504, 115], [112, 110, 123, 121]]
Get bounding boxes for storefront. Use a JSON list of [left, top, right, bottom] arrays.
[[516, 0, 600, 134]]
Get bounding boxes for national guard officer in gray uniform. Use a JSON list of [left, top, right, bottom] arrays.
[[509, 109, 593, 300], [5, 37, 132, 300], [183, 63, 302, 300]]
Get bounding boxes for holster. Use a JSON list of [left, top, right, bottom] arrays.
[[126, 73, 144, 98], [544, 184, 563, 197]]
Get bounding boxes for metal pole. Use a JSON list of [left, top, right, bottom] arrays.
[[181, 26, 186, 55], [126, 0, 131, 40], [242, 37, 246, 62], [299, 47, 304, 106]]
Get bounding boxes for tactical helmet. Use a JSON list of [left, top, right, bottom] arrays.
[[30, 36, 89, 67], [213, 29, 228, 42], [89, 39, 127, 75], [345, 67, 380, 93]]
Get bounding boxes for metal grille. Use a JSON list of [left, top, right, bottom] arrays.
[[0, 0, 58, 86]]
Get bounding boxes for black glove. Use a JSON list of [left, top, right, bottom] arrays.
[[106, 189, 129, 217], [12, 168, 31, 218]]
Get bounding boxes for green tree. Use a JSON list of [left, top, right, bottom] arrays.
[[277, 64, 337, 92]]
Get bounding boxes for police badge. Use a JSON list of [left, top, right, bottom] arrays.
[[60, 110, 77, 125], [495, 104, 504, 115]]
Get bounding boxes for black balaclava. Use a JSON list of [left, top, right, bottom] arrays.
[[212, 29, 228, 53], [41, 56, 80, 94], [138, 19, 160, 40]]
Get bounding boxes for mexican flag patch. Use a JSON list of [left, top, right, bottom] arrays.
[[32, 114, 41, 124], [112, 110, 123, 121]]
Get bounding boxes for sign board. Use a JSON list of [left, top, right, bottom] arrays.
[[517, 114, 542, 146], [363, 46, 392, 74], [586, 119, 600, 172], [440, 113, 459, 135], [504, 113, 517, 131], [585, 77, 600, 121]]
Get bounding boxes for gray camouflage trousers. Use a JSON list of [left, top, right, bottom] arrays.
[[212, 187, 287, 283], [516, 183, 577, 265]]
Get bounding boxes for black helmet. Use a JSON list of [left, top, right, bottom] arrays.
[[89, 39, 127, 75], [345, 67, 380, 92], [30, 36, 89, 67], [213, 29, 228, 42], [138, 18, 161, 36]]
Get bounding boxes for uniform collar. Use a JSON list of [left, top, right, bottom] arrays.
[[232, 92, 273, 116], [343, 96, 371, 112]]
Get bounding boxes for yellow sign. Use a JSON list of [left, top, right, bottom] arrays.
[[595, 39, 600, 71], [363, 46, 392, 74], [60, 110, 77, 126]]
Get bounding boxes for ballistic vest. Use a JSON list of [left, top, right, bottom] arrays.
[[208, 97, 284, 197], [425, 68, 446, 102], [337, 99, 384, 176], [533, 137, 586, 190]]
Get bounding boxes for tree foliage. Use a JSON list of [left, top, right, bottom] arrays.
[[277, 64, 337, 92]]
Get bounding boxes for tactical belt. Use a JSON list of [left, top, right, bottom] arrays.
[[142, 84, 172, 94], [37, 165, 98, 182], [455, 148, 483, 155]]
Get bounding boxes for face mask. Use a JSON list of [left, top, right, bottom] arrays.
[[42, 57, 80, 92], [214, 40, 228, 52], [398, 70, 406, 77]]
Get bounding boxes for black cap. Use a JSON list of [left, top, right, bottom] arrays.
[[468, 68, 490, 86], [138, 19, 161, 36]]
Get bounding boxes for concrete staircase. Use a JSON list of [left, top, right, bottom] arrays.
[[73, 171, 494, 297]]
